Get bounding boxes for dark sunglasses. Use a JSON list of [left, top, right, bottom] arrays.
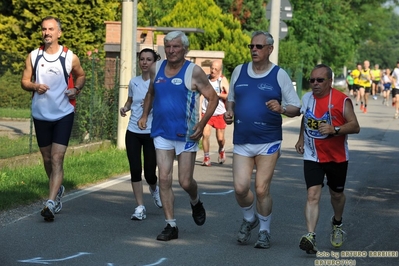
[[247, 44, 268, 49], [309, 78, 329, 83]]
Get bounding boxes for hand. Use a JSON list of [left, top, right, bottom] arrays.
[[120, 107, 129, 117], [295, 139, 304, 154], [224, 111, 234, 125], [36, 84, 49, 95], [189, 123, 203, 141], [318, 122, 333, 135], [137, 117, 147, 130], [265, 99, 283, 113], [65, 88, 77, 99]]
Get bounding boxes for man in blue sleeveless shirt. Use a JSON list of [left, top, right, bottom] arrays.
[[138, 31, 218, 241], [224, 31, 301, 248]]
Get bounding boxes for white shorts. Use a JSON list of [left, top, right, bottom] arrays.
[[153, 136, 199, 155], [233, 141, 282, 157]]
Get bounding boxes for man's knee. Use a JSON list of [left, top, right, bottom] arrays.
[[330, 190, 345, 200], [307, 185, 322, 203]]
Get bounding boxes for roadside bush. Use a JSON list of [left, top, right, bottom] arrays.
[[0, 71, 31, 109]]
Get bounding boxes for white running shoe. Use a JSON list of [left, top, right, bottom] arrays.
[[54, 185, 65, 214], [131, 205, 146, 220], [150, 186, 162, 208], [41, 200, 56, 221]]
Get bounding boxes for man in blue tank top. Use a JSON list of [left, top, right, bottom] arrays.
[[224, 31, 301, 249], [138, 31, 218, 241]]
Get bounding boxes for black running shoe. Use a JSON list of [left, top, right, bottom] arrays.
[[156, 224, 179, 241], [191, 200, 206, 226]]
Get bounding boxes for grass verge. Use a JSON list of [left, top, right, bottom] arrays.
[[0, 108, 31, 119], [0, 134, 39, 159], [0, 145, 129, 211]]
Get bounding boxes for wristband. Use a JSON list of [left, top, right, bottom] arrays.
[[74, 87, 82, 95]]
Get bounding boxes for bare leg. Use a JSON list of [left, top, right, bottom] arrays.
[[305, 185, 322, 233], [131, 181, 144, 206], [39, 143, 67, 201], [156, 149, 175, 220], [329, 188, 346, 222]]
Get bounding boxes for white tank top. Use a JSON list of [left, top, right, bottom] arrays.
[[31, 46, 74, 121], [201, 77, 226, 116]]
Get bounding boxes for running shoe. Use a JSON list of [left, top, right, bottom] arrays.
[[218, 150, 226, 164], [202, 156, 211, 166], [149, 186, 162, 208], [330, 217, 346, 248], [54, 185, 65, 214], [394, 113, 399, 119], [254, 230, 271, 249], [363, 107, 367, 114], [131, 205, 146, 220], [360, 104, 364, 111], [41, 200, 56, 221], [191, 200, 206, 225], [237, 217, 259, 244], [299, 232, 318, 254], [156, 224, 179, 241]]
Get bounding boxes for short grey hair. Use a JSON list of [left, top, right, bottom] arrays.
[[164, 31, 189, 48], [42, 16, 62, 31], [251, 31, 274, 45]]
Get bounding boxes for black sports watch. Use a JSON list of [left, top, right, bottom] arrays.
[[334, 126, 341, 135]]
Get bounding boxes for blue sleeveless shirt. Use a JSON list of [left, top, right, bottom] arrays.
[[233, 64, 283, 144], [151, 60, 200, 142]]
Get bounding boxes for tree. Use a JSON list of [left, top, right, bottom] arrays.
[[357, 11, 399, 69], [137, 0, 177, 26], [158, 0, 251, 77], [285, 0, 356, 77], [0, 0, 121, 74], [216, 0, 269, 34]]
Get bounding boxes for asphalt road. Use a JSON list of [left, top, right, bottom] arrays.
[[1, 96, 398, 266], [0, 118, 32, 137]]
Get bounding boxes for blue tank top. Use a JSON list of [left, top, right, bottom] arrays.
[[233, 64, 283, 144], [151, 60, 200, 142]]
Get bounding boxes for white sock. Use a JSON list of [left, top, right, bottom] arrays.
[[166, 219, 177, 227], [190, 195, 199, 206], [241, 204, 256, 222], [257, 213, 272, 233]]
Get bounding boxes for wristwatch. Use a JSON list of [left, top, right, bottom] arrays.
[[334, 126, 341, 135]]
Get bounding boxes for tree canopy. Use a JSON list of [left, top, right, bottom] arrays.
[[157, 0, 251, 76], [0, 0, 120, 73], [1, 0, 399, 78]]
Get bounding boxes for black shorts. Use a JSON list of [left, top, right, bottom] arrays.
[[364, 86, 371, 93], [303, 160, 348, 192], [33, 112, 74, 147], [392, 88, 399, 98], [372, 80, 379, 85], [353, 84, 361, 92]]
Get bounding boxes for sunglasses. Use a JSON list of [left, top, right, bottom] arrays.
[[309, 78, 329, 83], [248, 44, 268, 49]]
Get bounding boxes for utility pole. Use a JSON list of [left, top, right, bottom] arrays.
[[269, 0, 281, 65], [267, 0, 292, 65], [117, 0, 134, 149]]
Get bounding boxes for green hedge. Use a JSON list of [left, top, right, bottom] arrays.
[[0, 71, 32, 109]]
